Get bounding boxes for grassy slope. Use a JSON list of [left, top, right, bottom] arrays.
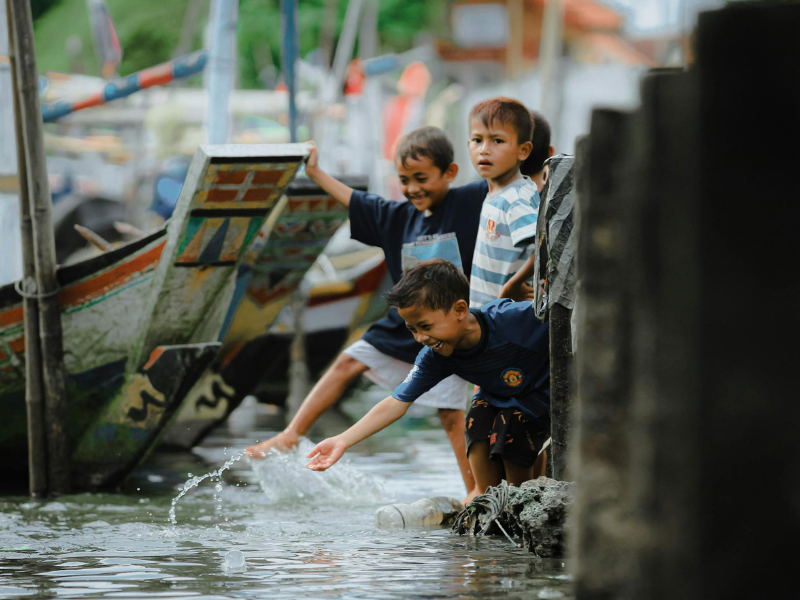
[[34, 0, 201, 77]]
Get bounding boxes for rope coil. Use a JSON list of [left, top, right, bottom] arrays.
[[452, 481, 519, 547], [14, 277, 60, 300]]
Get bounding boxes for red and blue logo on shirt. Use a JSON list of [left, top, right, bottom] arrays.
[[502, 368, 524, 387]]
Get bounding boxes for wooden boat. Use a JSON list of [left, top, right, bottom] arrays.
[[248, 251, 390, 408], [0, 143, 308, 490], [159, 177, 367, 450]]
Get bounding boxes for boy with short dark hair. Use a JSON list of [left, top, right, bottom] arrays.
[[522, 110, 556, 191], [247, 127, 488, 495], [467, 97, 541, 306], [306, 259, 550, 501]]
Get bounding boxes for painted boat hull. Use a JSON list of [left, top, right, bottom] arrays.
[[159, 177, 369, 450], [0, 144, 309, 491]]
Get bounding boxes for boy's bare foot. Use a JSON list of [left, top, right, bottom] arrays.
[[245, 430, 300, 459], [462, 487, 482, 506]]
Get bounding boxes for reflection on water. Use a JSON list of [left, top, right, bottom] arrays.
[[0, 388, 574, 599]]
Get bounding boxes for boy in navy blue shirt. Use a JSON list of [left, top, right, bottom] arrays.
[[306, 259, 550, 503], [248, 128, 488, 495]]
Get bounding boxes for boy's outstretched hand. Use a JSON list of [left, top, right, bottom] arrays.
[[245, 429, 300, 459], [306, 436, 347, 471]]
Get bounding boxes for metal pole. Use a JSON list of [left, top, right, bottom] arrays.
[[318, 0, 340, 67], [3, 0, 47, 497], [206, 0, 238, 144], [538, 0, 565, 118], [9, 0, 70, 495], [358, 0, 378, 60], [281, 0, 299, 142], [328, 0, 363, 103]]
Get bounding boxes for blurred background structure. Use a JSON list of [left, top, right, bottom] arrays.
[[0, 0, 728, 368], [1, 1, 727, 279]]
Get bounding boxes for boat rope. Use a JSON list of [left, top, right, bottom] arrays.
[[14, 277, 60, 299], [451, 481, 519, 547]]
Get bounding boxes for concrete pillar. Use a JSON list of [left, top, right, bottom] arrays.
[[571, 3, 800, 599]]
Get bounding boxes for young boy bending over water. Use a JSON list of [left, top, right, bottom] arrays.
[[306, 259, 550, 503], [247, 128, 488, 495]]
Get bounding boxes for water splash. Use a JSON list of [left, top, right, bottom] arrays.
[[169, 451, 245, 525], [249, 438, 385, 506]]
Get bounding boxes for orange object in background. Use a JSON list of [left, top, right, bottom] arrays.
[[382, 62, 432, 161]]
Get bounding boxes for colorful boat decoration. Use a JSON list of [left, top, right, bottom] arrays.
[[0, 143, 308, 491], [159, 177, 367, 450], [40, 50, 208, 123]]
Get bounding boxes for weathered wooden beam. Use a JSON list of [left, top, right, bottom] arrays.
[[8, 0, 70, 495], [74, 224, 113, 252], [4, 0, 47, 497], [572, 111, 636, 599], [548, 302, 572, 480]]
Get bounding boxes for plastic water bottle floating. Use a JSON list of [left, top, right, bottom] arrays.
[[169, 451, 245, 525]]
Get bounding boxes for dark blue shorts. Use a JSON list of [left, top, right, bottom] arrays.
[[464, 397, 549, 467]]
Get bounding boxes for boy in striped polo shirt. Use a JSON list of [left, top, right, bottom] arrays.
[[468, 97, 541, 307]]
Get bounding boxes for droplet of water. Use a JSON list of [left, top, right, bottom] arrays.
[[215, 483, 223, 493], [168, 451, 245, 525], [223, 550, 247, 572]]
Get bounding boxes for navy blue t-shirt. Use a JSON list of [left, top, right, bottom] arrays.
[[349, 180, 489, 363], [393, 299, 550, 425]]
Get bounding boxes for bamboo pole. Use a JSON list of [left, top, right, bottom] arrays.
[[8, 0, 70, 495], [4, 0, 47, 497]]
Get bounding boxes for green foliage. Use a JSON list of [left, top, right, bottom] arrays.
[[237, 0, 444, 89], [33, 0, 443, 87], [31, 0, 63, 21], [119, 26, 172, 75]]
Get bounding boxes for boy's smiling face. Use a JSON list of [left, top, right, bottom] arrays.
[[468, 119, 532, 187], [396, 155, 457, 214], [398, 300, 473, 357]]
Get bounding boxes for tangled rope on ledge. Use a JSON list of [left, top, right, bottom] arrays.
[[451, 482, 519, 547]]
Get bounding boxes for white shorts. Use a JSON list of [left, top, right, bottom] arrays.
[[343, 340, 469, 410]]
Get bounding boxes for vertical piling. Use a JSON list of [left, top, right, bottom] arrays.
[[4, 0, 47, 497], [571, 110, 636, 599], [8, 0, 70, 495], [571, 3, 800, 598]]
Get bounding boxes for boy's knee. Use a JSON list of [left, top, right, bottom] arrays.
[[438, 408, 465, 432], [330, 353, 369, 380]]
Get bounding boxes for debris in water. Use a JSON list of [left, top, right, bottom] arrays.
[[374, 497, 464, 529], [223, 549, 247, 572]]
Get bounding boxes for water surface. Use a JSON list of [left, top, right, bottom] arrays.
[[0, 388, 574, 599]]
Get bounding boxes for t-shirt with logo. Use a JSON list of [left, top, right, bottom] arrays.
[[392, 298, 550, 424], [349, 180, 489, 363], [470, 176, 540, 307]]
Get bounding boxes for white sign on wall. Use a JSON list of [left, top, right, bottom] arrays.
[[452, 3, 509, 49]]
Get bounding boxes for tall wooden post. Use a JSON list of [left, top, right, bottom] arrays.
[[3, 0, 47, 496], [8, 0, 70, 495]]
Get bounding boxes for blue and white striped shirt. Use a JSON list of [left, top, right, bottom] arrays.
[[469, 177, 539, 307]]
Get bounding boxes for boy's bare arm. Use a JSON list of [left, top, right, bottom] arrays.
[[500, 250, 537, 302], [304, 141, 354, 207], [305, 397, 412, 471]]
